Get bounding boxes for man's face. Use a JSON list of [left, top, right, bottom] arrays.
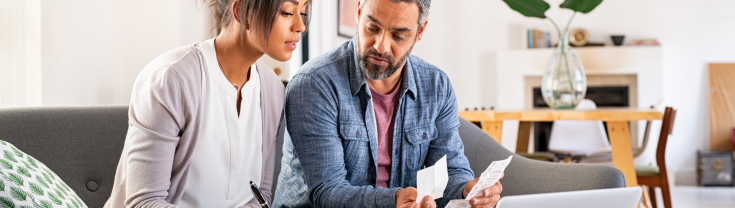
[[356, 0, 426, 80]]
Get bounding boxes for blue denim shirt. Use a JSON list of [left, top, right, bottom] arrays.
[[273, 39, 474, 208]]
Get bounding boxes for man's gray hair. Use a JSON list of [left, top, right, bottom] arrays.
[[360, 0, 431, 29]]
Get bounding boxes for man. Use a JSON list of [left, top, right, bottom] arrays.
[[273, 0, 503, 207]]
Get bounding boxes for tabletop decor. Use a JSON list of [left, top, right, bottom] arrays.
[[502, 0, 603, 109], [569, 28, 590, 46], [611, 35, 625, 46]]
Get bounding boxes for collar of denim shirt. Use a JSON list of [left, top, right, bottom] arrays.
[[348, 38, 417, 100]]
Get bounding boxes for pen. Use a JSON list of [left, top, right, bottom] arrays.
[[250, 181, 270, 208]]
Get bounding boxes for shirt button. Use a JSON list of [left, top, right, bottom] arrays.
[[423, 133, 427, 139], [356, 131, 360, 137]]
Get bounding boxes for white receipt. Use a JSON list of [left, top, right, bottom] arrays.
[[445, 199, 471, 208], [416, 155, 448, 202], [467, 155, 512, 198], [446, 155, 513, 207]]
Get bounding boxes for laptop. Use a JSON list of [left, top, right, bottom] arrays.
[[496, 187, 642, 208]]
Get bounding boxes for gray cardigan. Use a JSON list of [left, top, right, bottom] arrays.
[[104, 44, 285, 208]]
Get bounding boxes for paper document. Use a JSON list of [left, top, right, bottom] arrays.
[[416, 155, 448, 202], [445, 199, 470, 208], [447, 155, 513, 207], [466, 155, 512, 199]]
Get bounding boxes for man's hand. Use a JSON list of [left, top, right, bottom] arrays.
[[462, 173, 504, 208], [396, 187, 437, 208]]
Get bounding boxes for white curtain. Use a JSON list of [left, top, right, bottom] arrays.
[[0, 0, 41, 107]]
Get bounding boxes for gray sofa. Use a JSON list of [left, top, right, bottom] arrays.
[[0, 106, 625, 207]]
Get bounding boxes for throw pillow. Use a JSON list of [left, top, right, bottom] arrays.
[[0, 140, 87, 208]]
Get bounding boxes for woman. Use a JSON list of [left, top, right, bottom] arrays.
[[105, 0, 310, 207]]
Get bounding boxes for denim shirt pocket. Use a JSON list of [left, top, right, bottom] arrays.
[[405, 124, 437, 171], [340, 124, 370, 173]]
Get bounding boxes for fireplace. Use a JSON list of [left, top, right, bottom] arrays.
[[532, 86, 630, 108]]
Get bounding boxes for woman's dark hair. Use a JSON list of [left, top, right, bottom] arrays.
[[209, 0, 311, 40]]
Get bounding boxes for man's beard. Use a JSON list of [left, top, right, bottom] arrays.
[[357, 37, 414, 81]]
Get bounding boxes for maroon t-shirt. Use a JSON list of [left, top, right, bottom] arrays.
[[369, 79, 402, 188]]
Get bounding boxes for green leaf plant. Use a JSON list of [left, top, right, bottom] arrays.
[[502, 0, 602, 35]]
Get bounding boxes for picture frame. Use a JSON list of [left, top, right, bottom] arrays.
[[337, 0, 358, 38]]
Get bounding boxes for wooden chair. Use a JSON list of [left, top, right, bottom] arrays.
[[637, 107, 676, 208]]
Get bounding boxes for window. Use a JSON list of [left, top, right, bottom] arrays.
[[0, 0, 41, 107]]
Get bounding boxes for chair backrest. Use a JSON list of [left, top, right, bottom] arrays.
[[655, 107, 677, 170], [548, 120, 611, 156], [547, 99, 611, 156]]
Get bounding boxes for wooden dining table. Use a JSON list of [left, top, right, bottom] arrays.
[[459, 108, 663, 187]]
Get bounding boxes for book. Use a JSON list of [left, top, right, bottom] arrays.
[[527, 29, 533, 49], [537, 30, 544, 48]]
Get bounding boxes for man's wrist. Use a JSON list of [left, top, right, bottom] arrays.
[[378, 187, 401, 208], [395, 188, 402, 202], [462, 180, 472, 198]]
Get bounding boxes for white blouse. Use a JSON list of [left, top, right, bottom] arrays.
[[180, 38, 263, 208]]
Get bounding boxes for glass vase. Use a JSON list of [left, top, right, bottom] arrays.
[[541, 32, 587, 109]]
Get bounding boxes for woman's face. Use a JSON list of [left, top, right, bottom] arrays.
[[255, 0, 308, 62]]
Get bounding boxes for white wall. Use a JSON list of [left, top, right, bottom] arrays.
[[40, 0, 211, 106], [307, 0, 735, 185], [306, 0, 352, 60]]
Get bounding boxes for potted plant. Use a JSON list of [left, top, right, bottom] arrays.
[[502, 0, 603, 109]]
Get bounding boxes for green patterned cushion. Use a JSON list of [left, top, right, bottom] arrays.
[[0, 140, 87, 208]]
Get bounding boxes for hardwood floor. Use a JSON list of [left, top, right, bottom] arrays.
[[660, 186, 735, 208]]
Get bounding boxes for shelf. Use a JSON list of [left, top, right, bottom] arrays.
[[516, 45, 661, 51], [495, 46, 663, 72]]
